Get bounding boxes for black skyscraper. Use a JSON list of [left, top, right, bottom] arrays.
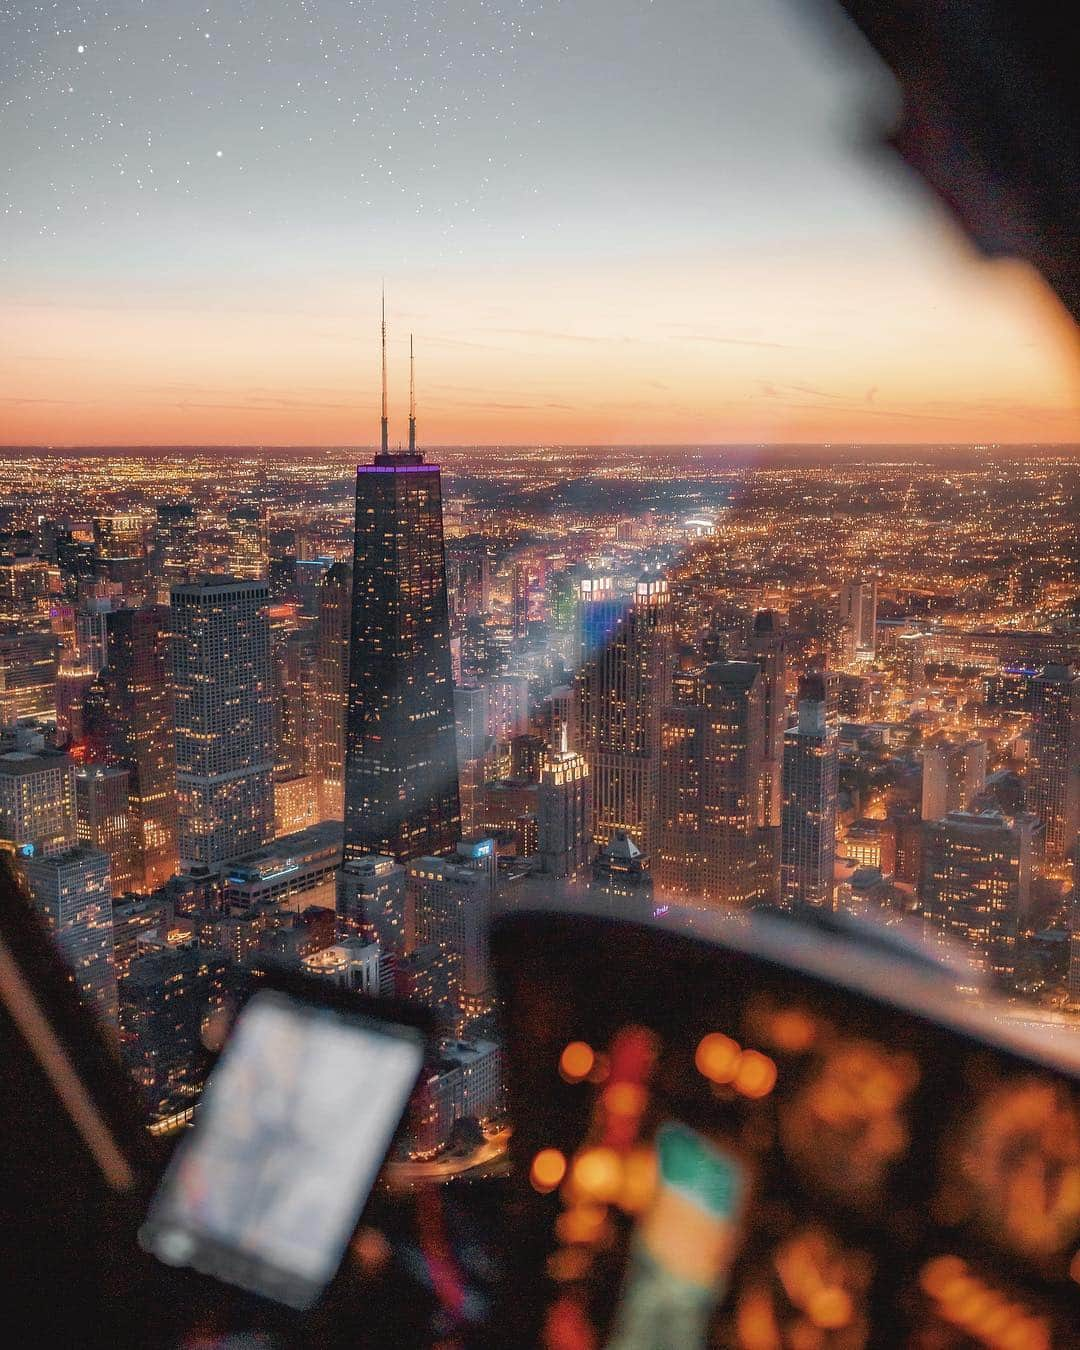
[[343, 311, 460, 861]]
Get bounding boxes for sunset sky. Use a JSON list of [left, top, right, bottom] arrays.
[[3, 0, 1077, 448]]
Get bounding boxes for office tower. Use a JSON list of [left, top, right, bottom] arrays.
[[447, 549, 492, 625], [171, 578, 274, 871], [510, 733, 546, 783], [780, 673, 840, 909], [575, 572, 628, 669], [336, 853, 406, 951], [226, 503, 269, 579], [269, 604, 319, 836], [150, 502, 196, 588], [0, 749, 77, 854], [921, 808, 1035, 985], [454, 684, 488, 764], [75, 765, 136, 897], [921, 737, 988, 821], [315, 561, 352, 822], [82, 605, 177, 891], [839, 578, 878, 661], [749, 610, 788, 829], [76, 595, 116, 672], [454, 683, 489, 834], [406, 846, 494, 1016], [1028, 664, 1080, 860], [0, 628, 60, 722], [577, 575, 674, 857], [55, 664, 97, 745], [657, 659, 766, 908], [591, 829, 654, 919], [343, 316, 460, 863], [119, 942, 229, 1119], [0, 534, 50, 620], [486, 673, 530, 743], [18, 845, 117, 1023], [93, 513, 148, 593], [54, 529, 97, 598], [537, 738, 592, 878]]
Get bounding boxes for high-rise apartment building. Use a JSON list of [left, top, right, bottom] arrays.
[[657, 659, 766, 907], [1028, 664, 1080, 860], [82, 604, 177, 890], [75, 764, 136, 897], [171, 578, 274, 871], [577, 575, 673, 856], [921, 808, 1035, 985], [536, 738, 592, 878], [18, 845, 117, 1023], [343, 413, 460, 860], [316, 561, 351, 821], [921, 737, 988, 821], [780, 673, 840, 909]]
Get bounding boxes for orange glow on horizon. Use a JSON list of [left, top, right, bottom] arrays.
[[2, 235, 1077, 448]]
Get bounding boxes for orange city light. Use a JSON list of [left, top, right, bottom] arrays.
[[695, 1032, 741, 1084], [559, 1040, 595, 1083], [530, 1148, 568, 1193]]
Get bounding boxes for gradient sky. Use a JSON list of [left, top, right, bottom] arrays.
[[2, 0, 1077, 447]]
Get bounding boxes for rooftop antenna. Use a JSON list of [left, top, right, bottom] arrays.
[[408, 333, 416, 454], [380, 284, 389, 456]]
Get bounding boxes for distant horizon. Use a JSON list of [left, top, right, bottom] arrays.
[[4, 442, 1078, 456]]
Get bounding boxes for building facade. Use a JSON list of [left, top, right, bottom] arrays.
[[171, 578, 274, 871]]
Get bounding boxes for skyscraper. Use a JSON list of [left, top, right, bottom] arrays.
[[75, 764, 136, 897], [537, 736, 592, 878], [1028, 663, 1080, 861], [839, 578, 878, 662], [780, 673, 840, 909], [18, 845, 118, 1024], [82, 605, 177, 891], [171, 578, 274, 871], [344, 314, 460, 862], [577, 574, 673, 856], [657, 659, 766, 907], [316, 561, 352, 821], [269, 603, 319, 835], [749, 610, 788, 829], [921, 808, 1035, 986], [150, 501, 196, 591]]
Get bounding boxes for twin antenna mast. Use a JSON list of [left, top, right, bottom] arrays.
[[380, 287, 417, 455]]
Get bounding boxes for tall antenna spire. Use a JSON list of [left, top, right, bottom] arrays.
[[380, 284, 389, 455], [408, 333, 416, 454]]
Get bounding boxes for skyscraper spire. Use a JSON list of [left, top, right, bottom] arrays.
[[380, 285, 389, 456], [408, 333, 416, 454]]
